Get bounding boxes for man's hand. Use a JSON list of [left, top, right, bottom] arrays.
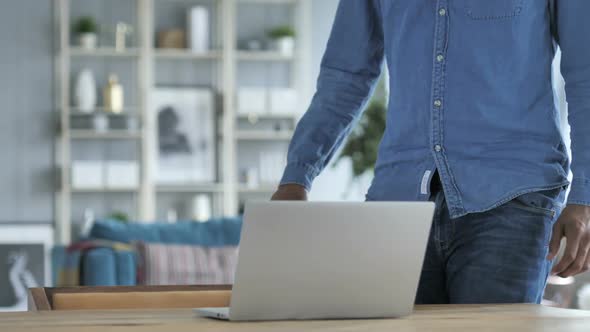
[[271, 184, 308, 201], [548, 204, 590, 277]]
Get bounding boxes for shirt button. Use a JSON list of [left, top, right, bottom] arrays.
[[436, 54, 444, 62], [439, 8, 446, 16], [434, 145, 442, 152], [434, 100, 442, 107]]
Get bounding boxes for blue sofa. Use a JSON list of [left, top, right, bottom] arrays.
[[54, 218, 243, 286]]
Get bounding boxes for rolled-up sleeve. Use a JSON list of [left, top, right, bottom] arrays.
[[280, 0, 384, 190], [556, 1, 590, 205]]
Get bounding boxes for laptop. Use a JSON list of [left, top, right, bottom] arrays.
[[196, 201, 435, 321]]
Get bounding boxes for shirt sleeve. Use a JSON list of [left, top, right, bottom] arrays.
[[555, 1, 590, 205], [279, 0, 385, 190]]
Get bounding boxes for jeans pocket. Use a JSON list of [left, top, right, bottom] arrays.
[[455, 0, 524, 20], [509, 189, 562, 218]]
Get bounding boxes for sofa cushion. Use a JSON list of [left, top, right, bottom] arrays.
[[82, 248, 137, 286], [89, 218, 242, 246], [137, 242, 238, 285]]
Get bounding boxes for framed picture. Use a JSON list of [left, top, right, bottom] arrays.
[[0, 224, 53, 312], [152, 87, 216, 184]]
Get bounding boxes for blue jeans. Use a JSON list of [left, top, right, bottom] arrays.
[[415, 187, 565, 304]]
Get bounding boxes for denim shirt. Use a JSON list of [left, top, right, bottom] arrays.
[[280, 0, 590, 218]]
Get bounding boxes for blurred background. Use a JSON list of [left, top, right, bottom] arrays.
[[0, 0, 381, 312], [0, 0, 587, 312]]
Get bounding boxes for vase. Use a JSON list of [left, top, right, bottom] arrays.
[[78, 33, 97, 50], [92, 113, 108, 132], [274, 37, 295, 56], [103, 74, 124, 114], [188, 6, 209, 53], [74, 69, 97, 113]]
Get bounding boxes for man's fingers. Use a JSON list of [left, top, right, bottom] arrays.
[[552, 222, 584, 275], [559, 234, 590, 277], [547, 223, 563, 260]]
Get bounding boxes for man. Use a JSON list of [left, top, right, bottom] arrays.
[[271, 1, 590, 304]]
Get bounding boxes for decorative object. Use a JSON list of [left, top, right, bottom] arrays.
[[0, 225, 53, 312], [240, 167, 259, 188], [335, 101, 386, 177], [115, 22, 133, 51], [73, 16, 98, 50], [157, 29, 186, 49], [237, 88, 267, 115], [74, 69, 97, 113], [126, 116, 139, 132], [269, 88, 298, 115], [268, 25, 295, 56], [188, 6, 209, 53], [239, 39, 264, 51], [152, 87, 215, 184], [79, 208, 95, 238], [578, 284, 590, 310], [336, 72, 386, 192], [166, 209, 178, 223], [103, 74, 124, 114], [92, 113, 109, 132], [105, 161, 139, 189], [191, 194, 212, 222], [108, 211, 130, 223], [71, 160, 104, 189]]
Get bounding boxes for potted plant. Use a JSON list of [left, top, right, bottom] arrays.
[[268, 26, 296, 56], [335, 99, 387, 178], [333, 75, 388, 198], [73, 16, 99, 50]]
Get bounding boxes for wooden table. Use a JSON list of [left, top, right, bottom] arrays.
[[1, 304, 590, 332]]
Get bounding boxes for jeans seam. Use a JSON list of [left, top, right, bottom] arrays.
[[509, 199, 556, 218]]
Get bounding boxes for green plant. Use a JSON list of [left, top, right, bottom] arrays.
[[73, 16, 98, 34], [108, 211, 129, 223], [335, 100, 387, 177], [267, 26, 295, 39]]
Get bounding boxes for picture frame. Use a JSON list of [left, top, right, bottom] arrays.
[[151, 87, 216, 184], [0, 224, 53, 312]]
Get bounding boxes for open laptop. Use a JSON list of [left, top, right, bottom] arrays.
[[196, 201, 435, 321]]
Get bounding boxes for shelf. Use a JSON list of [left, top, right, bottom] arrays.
[[157, 184, 223, 193], [69, 130, 142, 140], [71, 188, 139, 193], [69, 47, 140, 57], [69, 107, 139, 116], [237, 51, 294, 61], [155, 49, 221, 60]]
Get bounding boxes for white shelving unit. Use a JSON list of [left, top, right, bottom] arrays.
[[54, 0, 312, 244], [69, 47, 141, 57]]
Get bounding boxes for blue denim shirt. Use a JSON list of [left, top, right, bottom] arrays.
[[280, 0, 590, 218]]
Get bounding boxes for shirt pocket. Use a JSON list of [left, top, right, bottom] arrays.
[[454, 0, 524, 20]]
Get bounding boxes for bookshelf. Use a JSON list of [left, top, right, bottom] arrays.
[[54, 0, 312, 244]]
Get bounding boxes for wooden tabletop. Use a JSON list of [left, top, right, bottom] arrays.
[[1, 304, 590, 332]]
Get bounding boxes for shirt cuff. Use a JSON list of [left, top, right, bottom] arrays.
[[279, 163, 320, 191], [567, 178, 590, 206]]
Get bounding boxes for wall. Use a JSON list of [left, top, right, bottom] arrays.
[[0, 0, 54, 224]]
